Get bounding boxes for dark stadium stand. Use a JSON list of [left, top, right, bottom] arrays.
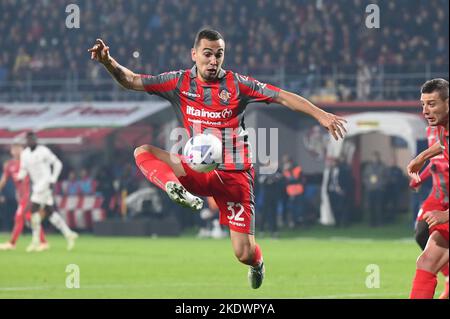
[[0, 0, 448, 102]]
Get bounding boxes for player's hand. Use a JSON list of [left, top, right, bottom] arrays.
[[407, 157, 425, 184], [423, 210, 449, 228], [0, 195, 5, 203], [88, 39, 111, 64], [408, 178, 420, 191], [318, 112, 347, 141]]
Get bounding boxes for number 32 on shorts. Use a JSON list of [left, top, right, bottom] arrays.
[[226, 202, 244, 221]]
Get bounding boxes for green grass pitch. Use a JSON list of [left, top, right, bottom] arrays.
[[0, 224, 446, 299]]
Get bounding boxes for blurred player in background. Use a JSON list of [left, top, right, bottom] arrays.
[[410, 125, 449, 299], [408, 78, 449, 299], [17, 132, 78, 252], [197, 197, 227, 239], [88, 29, 347, 289], [0, 143, 48, 251]]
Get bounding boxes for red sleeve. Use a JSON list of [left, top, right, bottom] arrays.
[[410, 163, 432, 188], [235, 73, 280, 104], [418, 163, 432, 182]]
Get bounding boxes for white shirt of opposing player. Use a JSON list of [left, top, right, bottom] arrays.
[[18, 145, 63, 193]]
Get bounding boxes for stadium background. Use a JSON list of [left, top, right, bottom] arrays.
[[0, 0, 448, 299]]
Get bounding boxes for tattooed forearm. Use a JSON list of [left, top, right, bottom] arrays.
[[111, 65, 128, 85], [103, 58, 134, 89], [101, 57, 144, 91]]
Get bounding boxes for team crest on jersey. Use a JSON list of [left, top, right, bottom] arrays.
[[218, 89, 231, 103]]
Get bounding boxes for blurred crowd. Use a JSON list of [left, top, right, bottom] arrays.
[[0, 0, 448, 101]]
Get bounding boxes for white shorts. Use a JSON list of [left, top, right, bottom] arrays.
[[31, 188, 54, 207]]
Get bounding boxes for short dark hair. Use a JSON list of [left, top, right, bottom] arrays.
[[193, 28, 224, 48], [421, 78, 449, 101]]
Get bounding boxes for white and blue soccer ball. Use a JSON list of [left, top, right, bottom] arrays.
[[183, 133, 222, 173]]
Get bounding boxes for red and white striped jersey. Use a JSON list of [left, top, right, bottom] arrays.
[[436, 125, 449, 162], [141, 66, 281, 171], [426, 126, 449, 205]]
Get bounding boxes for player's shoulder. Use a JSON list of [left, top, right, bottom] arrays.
[[3, 159, 11, 170], [427, 126, 438, 140], [224, 70, 247, 82], [436, 125, 448, 134], [142, 69, 186, 81], [160, 69, 186, 78], [231, 71, 249, 81], [224, 69, 236, 76], [231, 71, 265, 85], [36, 144, 49, 151], [3, 158, 21, 173]]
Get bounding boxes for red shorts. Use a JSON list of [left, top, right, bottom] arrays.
[[417, 199, 449, 241], [178, 161, 256, 235]]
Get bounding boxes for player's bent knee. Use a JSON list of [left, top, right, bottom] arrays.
[[416, 251, 438, 270], [134, 144, 153, 158]]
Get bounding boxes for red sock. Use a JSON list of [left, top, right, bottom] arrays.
[[135, 152, 181, 191], [252, 244, 263, 267], [410, 269, 438, 299], [439, 278, 449, 299], [40, 228, 47, 244], [440, 263, 450, 299], [440, 263, 449, 277], [10, 214, 25, 245]]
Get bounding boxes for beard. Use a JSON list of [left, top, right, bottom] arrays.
[[200, 69, 218, 81]]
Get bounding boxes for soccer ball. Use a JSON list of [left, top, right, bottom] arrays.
[[183, 133, 222, 173]]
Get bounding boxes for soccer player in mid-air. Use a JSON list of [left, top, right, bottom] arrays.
[[88, 29, 347, 289], [0, 143, 48, 251], [409, 125, 449, 299], [408, 78, 449, 299], [17, 132, 78, 252]]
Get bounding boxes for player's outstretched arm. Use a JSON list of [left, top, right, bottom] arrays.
[[0, 163, 9, 191], [273, 90, 347, 140], [409, 162, 431, 189], [88, 39, 145, 91], [407, 142, 442, 182]]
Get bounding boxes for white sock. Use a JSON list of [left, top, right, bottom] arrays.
[[49, 212, 72, 238], [31, 213, 41, 245]]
